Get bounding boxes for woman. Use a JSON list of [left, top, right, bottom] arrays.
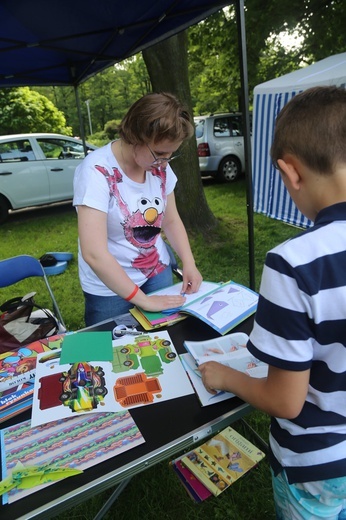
[[73, 92, 202, 326]]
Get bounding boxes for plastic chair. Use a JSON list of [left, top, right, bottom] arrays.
[[0, 255, 66, 329]]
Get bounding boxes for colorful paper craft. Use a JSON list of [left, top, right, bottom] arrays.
[[31, 331, 194, 427], [1, 411, 144, 504]]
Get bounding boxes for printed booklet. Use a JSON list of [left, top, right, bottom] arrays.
[[131, 280, 258, 335], [180, 426, 266, 497], [180, 332, 268, 406], [0, 334, 65, 423]]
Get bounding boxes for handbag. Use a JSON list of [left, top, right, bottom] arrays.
[[0, 292, 59, 353]]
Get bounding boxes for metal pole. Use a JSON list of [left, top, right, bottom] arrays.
[[74, 85, 87, 155], [85, 99, 93, 135], [235, 0, 255, 290]]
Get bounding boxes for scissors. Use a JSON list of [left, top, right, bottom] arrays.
[[112, 325, 143, 338]]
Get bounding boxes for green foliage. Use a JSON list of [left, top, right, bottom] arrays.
[[34, 55, 150, 137], [87, 131, 109, 148], [0, 87, 72, 135], [104, 119, 120, 140], [20, 1, 346, 134]]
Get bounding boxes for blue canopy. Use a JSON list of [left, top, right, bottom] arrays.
[[0, 0, 230, 87]]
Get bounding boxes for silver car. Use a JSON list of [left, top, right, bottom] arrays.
[[195, 113, 249, 182], [0, 133, 97, 223]]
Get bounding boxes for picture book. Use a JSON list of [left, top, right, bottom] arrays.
[[0, 334, 65, 423], [181, 426, 266, 496], [31, 330, 194, 427], [171, 457, 212, 502], [180, 333, 268, 406], [1, 411, 144, 504], [131, 280, 258, 335]]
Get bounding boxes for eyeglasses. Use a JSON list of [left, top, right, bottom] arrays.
[[146, 143, 181, 166]]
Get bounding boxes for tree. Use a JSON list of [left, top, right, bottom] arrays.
[[143, 32, 218, 233], [0, 87, 71, 135]]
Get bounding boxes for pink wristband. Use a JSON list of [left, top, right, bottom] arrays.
[[124, 285, 139, 301]]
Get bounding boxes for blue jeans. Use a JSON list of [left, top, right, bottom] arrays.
[[83, 266, 173, 326]]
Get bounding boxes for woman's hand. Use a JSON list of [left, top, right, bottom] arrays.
[[135, 293, 186, 312], [181, 265, 203, 294]]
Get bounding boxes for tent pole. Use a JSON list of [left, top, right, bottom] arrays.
[[74, 85, 87, 154], [235, 0, 255, 290]]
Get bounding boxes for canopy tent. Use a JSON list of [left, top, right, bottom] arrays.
[[252, 52, 346, 229], [0, 0, 255, 287], [0, 0, 232, 87]]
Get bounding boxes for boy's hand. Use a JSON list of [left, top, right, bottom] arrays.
[[198, 361, 232, 394]]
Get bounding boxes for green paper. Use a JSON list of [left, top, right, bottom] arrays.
[[60, 332, 113, 364], [0, 461, 83, 495]]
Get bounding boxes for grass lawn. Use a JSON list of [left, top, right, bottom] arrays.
[[0, 176, 299, 519]]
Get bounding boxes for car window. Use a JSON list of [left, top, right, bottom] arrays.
[[37, 138, 87, 160], [214, 118, 231, 137], [213, 115, 251, 138], [195, 119, 205, 139], [230, 115, 243, 137], [0, 139, 35, 162]]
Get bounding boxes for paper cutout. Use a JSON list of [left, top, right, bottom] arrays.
[[1, 411, 144, 504], [31, 331, 194, 427], [60, 332, 113, 364], [0, 461, 82, 496]]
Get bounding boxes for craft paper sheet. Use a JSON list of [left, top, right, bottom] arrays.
[[1, 411, 144, 504], [31, 330, 194, 427]]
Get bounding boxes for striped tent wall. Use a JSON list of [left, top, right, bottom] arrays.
[[252, 89, 312, 229], [252, 53, 346, 229]]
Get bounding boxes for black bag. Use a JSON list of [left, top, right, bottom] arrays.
[[0, 292, 59, 353]]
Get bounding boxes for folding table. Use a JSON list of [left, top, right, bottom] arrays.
[[1, 314, 258, 520]]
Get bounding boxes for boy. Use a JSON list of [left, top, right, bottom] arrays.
[[199, 86, 346, 519]]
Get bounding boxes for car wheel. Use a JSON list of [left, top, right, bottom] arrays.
[[95, 387, 107, 396], [59, 392, 71, 402], [0, 195, 10, 224], [217, 156, 241, 182]]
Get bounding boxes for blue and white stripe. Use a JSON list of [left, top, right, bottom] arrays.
[[248, 203, 346, 483], [252, 53, 346, 229]]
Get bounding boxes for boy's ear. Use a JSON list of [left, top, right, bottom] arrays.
[[277, 156, 301, 191]]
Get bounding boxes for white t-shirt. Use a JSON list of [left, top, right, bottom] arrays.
[[73, 142, 177, 296]]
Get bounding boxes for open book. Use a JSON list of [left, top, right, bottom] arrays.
[[130, 280, 258, 334], [180, 426, 266, 497], [180, 332, 268, 406]]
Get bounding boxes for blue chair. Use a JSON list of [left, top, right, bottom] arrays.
[[0, 255, 66, 329]]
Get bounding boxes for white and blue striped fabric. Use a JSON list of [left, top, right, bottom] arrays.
[[252, 53, 346, 229]]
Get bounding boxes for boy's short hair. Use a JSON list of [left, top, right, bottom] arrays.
[[119, 92, 194, 145], [271, 86, 346, 174]]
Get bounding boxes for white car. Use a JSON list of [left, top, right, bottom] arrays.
[[194, 113, 251, 182], [0, 133, 97, 223]]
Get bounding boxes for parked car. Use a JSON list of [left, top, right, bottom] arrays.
[[0, 133, 97, 223], [194, 112, 251, 182]]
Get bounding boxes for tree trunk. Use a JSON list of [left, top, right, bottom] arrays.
[[142, 32, 217, 233]]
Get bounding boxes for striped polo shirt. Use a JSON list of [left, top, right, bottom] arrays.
[[248, 202, 346, 484]]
